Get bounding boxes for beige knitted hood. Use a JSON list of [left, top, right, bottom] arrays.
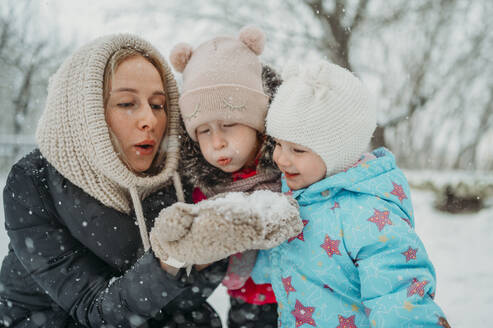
[[36, 34, 183, 250]]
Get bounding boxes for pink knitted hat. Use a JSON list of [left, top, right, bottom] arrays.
[[170, 26, 269, 141]]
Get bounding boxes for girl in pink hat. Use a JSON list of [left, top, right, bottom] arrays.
[[168, 26, 284, 327]]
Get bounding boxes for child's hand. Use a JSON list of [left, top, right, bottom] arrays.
[[149, 191, 303, 265]]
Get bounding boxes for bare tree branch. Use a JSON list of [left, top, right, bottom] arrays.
[[350, 0, 370, 31], [384, 0, 458, 128], [117, 0, 493, 170]]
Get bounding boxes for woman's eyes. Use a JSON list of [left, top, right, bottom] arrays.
[[150, 103, 165, 110], [116, 101, 165, 110], [223, 123, 237, 128], [117, 102, 136, 109], [197, 129, 210, 135], [150, 95, 166, 110]]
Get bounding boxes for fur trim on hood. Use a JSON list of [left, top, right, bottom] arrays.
[[179, 64, 282, 193]]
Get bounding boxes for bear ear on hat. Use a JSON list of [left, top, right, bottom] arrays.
[[170, 43, 193, 73], [238, 25, 265, 55]]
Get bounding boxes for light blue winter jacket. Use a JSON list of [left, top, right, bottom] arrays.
[[252, 148, 448, 327]]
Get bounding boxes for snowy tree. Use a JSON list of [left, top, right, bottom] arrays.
[[0, 0, 68, 165], [406, 169, 493, 212], [120, 0, 493, 171]]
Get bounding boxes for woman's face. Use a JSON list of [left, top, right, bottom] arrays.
[[105, 56, 167, 173]]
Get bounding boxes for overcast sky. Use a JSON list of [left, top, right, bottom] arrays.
[[36, 1, 226, 59], [39, 1, 146, 42]]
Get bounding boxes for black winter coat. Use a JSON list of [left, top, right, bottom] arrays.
[[0, 149, 227, 327]]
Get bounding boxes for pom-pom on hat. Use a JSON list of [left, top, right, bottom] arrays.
[[266, 60, 376, 177], [170, 25, 269, 141], [169, 43, 193, 73]]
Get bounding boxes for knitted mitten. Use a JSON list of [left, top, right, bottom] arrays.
[[150, 190, 302, 265]]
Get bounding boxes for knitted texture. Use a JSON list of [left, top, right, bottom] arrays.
[[170, 26, 269, 140], [150, 191, 302, 265], [35, 34, 183, 249], [206, 169, 280, 197], [266, 60, 376, 176]]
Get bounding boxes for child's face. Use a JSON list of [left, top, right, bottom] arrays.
[[273, 139, 327, 190], [196, 121, 259, 173]]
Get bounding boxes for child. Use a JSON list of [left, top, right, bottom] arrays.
[[251, 60, 451, 327], [168, 26, 282, 328]]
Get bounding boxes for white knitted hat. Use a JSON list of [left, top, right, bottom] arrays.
[[36, 34, 184, 250], [266, 60, 376, 177]]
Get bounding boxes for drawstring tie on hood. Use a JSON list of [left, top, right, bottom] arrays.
[[131, 171, 185, 251]]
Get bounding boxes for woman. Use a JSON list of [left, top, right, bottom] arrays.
[[0, 34, 226, 327]]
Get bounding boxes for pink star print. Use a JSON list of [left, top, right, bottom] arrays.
[[390, 181, 408, 203], [367, 209, 392, 231], [282, 276, 296, 296], [402, 246, 418, 262], [331, 201, 340, 210], [336, 314, 357, 328], [407, 278, 429, 297], [289, 220, 308, 243], [321, 234, 341, 257], [291, 299, 316, 327]]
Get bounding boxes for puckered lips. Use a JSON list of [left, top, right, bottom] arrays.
[[283, 171, 300, 179], [217, 156, 232, 166], [134, 139, 156, 155]]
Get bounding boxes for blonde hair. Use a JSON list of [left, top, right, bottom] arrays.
[[103, 47, 169, 175]]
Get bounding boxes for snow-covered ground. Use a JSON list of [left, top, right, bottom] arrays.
[[0, 172, 491, 327]]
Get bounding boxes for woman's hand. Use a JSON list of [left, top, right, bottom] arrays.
[[159, 260, 181, 276], [160, 260, 209, 274], [194, 263, 212, 271]]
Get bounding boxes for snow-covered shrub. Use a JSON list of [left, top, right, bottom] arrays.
[[404, 170, 493, 213]]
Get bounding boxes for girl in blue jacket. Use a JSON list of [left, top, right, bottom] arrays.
[[251, 60, 450, 327]]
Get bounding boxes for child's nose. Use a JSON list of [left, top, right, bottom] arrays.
[[212, 132, 226, 150], [275, 150, 291, 167]]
